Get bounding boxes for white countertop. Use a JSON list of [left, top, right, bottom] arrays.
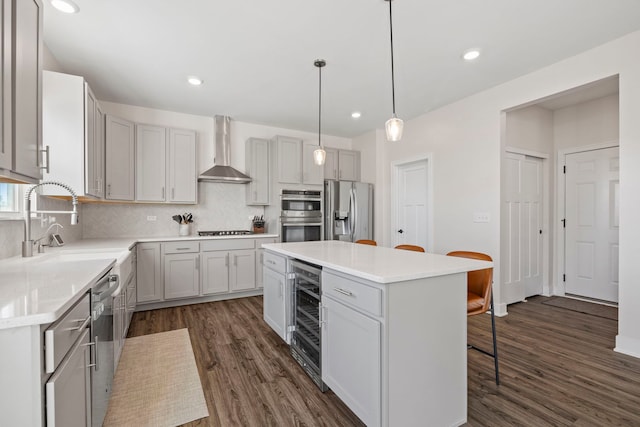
[[263, 241, 493, 284], [0, 234, 278, 330]]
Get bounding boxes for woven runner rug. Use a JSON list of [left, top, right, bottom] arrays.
[[104, 328, 209, 426]]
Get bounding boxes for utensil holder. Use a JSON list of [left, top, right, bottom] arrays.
[[179, 224, 190, 236]]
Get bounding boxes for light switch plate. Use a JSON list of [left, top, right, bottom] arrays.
[[147, 216, 157, 221], [473, 212, 490, 223]]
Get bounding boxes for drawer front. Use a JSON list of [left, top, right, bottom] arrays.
[[201, 239, 255, 252], [44, 293, 91, 374], [163, 241, 200, 254], [263, 251, 286, 275], [323, 271, 382, 317]]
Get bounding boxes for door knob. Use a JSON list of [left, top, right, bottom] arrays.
[[398, 229, 404, 234]]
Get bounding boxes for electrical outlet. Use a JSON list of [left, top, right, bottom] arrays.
[[147, 216, 157, 221], [473, 212, 490, 223]]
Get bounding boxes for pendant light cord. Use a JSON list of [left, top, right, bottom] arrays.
[[388, 0, 396, 116], [318, 64, 322, 147]]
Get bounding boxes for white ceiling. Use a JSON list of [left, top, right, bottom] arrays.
[[43, 0, 640, 138]]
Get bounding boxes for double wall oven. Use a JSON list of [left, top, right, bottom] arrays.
[[280, 189, 322, 242]]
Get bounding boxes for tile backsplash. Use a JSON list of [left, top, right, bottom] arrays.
[[82, 183, 265, 238]]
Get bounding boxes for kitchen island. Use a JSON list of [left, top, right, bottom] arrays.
[[262, 241, 493, 427]]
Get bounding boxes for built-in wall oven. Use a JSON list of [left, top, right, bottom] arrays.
[[290, 259, 327, 391], [280, 189, 323, 242]]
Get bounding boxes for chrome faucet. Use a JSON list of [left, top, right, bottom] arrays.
[[22, 181, 79, 257]]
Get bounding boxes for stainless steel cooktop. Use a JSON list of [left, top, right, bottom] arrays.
[[197, 230, 253, 236]]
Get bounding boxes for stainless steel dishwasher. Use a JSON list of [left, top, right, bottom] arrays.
[[91, 270, 119, 427]]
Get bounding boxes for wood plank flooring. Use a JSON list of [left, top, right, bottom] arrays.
[[128, 295, 640, 427]]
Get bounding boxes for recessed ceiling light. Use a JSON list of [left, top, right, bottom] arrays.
[[351, 111, 362, 119], [462, 49, 481, 61], [187, 76, 203, 86], [50, 0, 80, 14]]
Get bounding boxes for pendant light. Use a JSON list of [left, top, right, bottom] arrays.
[[313, 59, 327, 166], [385, 0, 403, 142]]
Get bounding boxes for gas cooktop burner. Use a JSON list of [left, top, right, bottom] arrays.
[[198, 230, 253, 236]]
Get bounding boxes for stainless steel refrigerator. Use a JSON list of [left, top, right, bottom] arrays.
[[324, 180, 373, 242]]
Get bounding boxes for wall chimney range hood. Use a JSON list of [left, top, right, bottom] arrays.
[[198, 115, 251, 183]]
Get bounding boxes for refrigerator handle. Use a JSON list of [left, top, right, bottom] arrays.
[[350, 187, 357, 241]]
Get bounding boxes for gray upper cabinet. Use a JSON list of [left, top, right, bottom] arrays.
[[272, 135, 323, 186], [136, 124, 167, 202], [245, 137, 270, 205], [136, 125, 197, 204], [42, 71, 104, 198], [105, 115, 135, 200], [323, 148, 361, 182], [0, 0, 43, 183]]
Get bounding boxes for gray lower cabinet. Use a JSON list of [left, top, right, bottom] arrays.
[[136, 238, 273, 309], [137, 242, 162, 303]]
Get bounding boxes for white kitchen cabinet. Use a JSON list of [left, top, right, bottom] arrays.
[[42, 71, 104, 198], [168, 128, 197, 203], [324, 148, 360, 181], [136, 125, 197, 204], [274, 135, 302, 184], [0, 0, 43, 184], [245, 137, 270, 205], [201, 251, 230, 295], [136, 124, 166, 202], [105, 115, 135, 201], [321, 294, 381, 427], [229, 249, 256, 292], [113, 289, 124, 367], [255, 237, 277, 288], [164, 253, 200, 299], [302, 141, 324, 185], [137, 242, 162, 303], [263, 264, 287, 341]]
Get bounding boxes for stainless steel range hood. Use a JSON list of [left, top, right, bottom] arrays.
[[198, 115, 251, 183]]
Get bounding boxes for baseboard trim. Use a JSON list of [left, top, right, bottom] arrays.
[[614, 335, 640, 359], [135, 289, 264, 312]]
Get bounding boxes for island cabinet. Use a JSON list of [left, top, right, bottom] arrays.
[[262, 251, 289, 343], [323, 148, 361, 181], [261, 241, 485, 427], [0, 0, 43, 184]]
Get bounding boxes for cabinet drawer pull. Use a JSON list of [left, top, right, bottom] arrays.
[[172, 188, 175, 199], [333, 287, 353, 297], [175, 247, 190, 250], [266, 260, 276, 265], [63, 316, 91, 332]]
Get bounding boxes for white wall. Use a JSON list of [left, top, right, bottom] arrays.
[[364, 30, 640, 358], [554, 94, 619, 149]]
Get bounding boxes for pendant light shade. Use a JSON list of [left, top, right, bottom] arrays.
[[385, 115, 404, 142], [385, 0, 403, 142], [314, 59, 326, 166]]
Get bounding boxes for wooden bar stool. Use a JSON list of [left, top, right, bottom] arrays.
[[355, 239, 377, 246], [447, 251, 499, 385], [394, 244, 425, 252]]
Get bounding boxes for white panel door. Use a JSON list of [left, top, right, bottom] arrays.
[[168, 128, 197, 203], [230, 249, 256, 291], [393, 159, 428, 250], [136, 124, 167, 202], [321, 295, 381, 427], [503, 153, 543, 303], [565, 147, 619, 302], [263, 267, 286, 341], [201, 252, 230, 295]]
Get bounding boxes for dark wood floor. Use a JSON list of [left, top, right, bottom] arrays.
[[128, 295, 640, 427]]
